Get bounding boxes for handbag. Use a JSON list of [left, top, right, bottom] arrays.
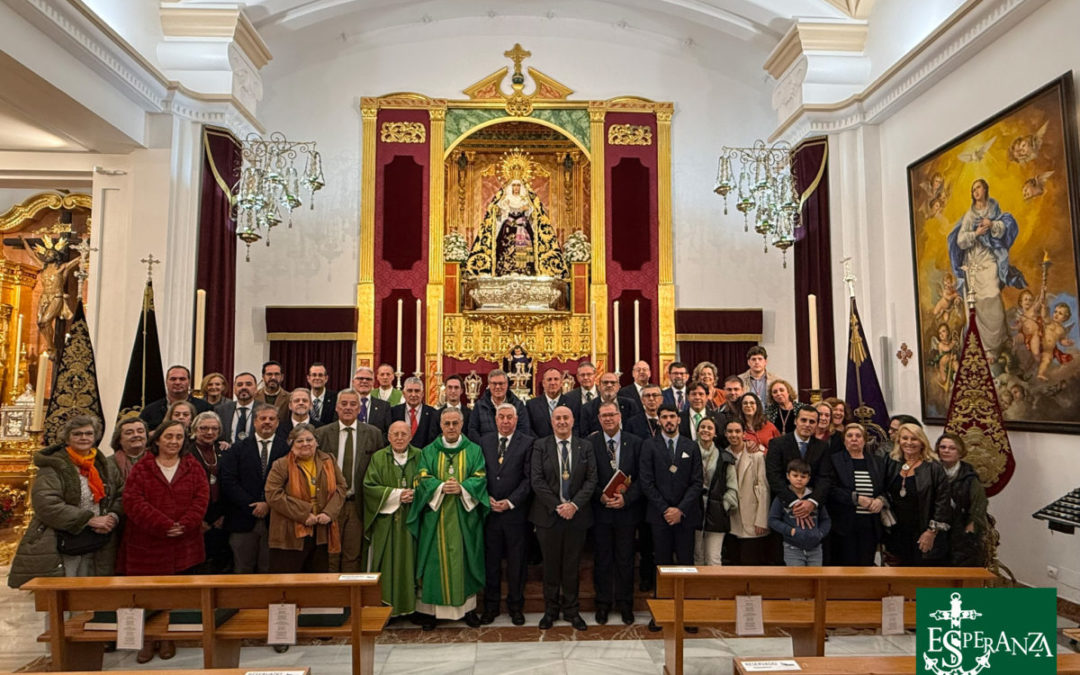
[[56, 528, 110, 556]]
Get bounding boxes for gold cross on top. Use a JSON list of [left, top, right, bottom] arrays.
[[504, 43, 531, 74], [141, 253, 161, 282]]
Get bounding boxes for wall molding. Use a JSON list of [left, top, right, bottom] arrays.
[[772, 0, 1049, 144]]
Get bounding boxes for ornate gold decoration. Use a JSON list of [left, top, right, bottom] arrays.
[[498, 148, 535, 184], [465, 275, 567, 312], [380, 122, 426, 143], [443, 312, 591, 363], [42, 306, 102, 446], [607, 124, 652, 146], [0, 193, 91, 232]]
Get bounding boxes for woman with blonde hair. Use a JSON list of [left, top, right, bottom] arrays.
[[767, 379, 806, 435], [883, 423, 950, 566], [824, 397, 853, 434], [199, 372, 229, 406], [692, 361, 723, 410]]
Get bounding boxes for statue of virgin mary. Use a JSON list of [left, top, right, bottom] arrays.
[[464, 150, 568, 279]]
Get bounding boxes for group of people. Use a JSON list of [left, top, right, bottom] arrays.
[[8, 347, 990, 644]]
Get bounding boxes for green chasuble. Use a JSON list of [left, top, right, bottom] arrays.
[[406, 436, 489, 612], [363, 445, 421, 617]]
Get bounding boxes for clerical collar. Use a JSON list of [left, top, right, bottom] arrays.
[[392, 448, 410, 462], [379, 387, 394, 395], [441, 437, 462, 449]]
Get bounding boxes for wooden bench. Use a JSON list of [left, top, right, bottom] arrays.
[[23, 573, 392, 675], [648, 566, 996, 675], [1, 670, 310, 675], [733, 654, 1080, 674]]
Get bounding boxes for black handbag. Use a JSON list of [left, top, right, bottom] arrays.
[[56, 528, 110, 556]]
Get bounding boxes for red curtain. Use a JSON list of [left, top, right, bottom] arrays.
[[196, 127, 240, 381], [269, 341, 355, 391], [265, 306, 358, 390], [675, 309, 763, 381], [792, 139, 837, 402]]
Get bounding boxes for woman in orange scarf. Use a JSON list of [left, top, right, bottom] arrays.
[[265, 423, 346, 572]]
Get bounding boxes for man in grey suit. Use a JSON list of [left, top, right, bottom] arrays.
[[313, 389, 382, 572], [530, 405, 596, 631], [215, 372, 257, 443]]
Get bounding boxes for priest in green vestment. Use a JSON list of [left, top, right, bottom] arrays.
[[406, 408, 489, 628], [363, 421, 421, 617]]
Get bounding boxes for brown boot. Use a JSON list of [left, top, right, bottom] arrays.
[[159, 640, 176, 660], [136, 640, 156, 664]]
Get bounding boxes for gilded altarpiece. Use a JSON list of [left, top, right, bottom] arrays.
[[358, 46, 675, 401]]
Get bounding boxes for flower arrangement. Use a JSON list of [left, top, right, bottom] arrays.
[[0, 485, 26, 528], [444, 232, 469, 263], [563, 229, 591, 263]]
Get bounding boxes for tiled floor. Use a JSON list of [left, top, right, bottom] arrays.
[[3, 565, 1077, 675]]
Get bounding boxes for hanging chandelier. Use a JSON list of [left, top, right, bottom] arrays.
[[232, 132, 325, 261], [713, 140, 800, 267]]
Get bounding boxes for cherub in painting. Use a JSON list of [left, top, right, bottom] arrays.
[[1037, 302, 1075, 380], [932, 271, 963, 330], [929, 323, 960, 392], [1012, 288, 1042, 358], [1008, 121, 1048, 165]]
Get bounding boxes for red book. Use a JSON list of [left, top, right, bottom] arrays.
[[603, 470, 629, 499]]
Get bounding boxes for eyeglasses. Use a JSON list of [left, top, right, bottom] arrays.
[[642, 393, 662, 398], [70, 430, 96, 438]]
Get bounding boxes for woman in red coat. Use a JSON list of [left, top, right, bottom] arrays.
[[121, 419, 209, 662]]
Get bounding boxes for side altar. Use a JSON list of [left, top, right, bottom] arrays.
[[356, 45, 676, 400]]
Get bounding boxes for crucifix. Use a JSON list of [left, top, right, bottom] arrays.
[[141, 253, 161, 283], [71, 237, 98, 299], [504, 43, 531, 76]]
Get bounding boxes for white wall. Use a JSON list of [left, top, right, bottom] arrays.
[[833, 0, 1080, 599], [245, 18, 796, 384]]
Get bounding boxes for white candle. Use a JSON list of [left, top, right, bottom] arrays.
[[590, 302, 598, 365], [808, 294, 820, 390], [193, 289, 206, 386], [396, 298, 404, 373], [415, 298, 422, 376], [13, 314, 22, 388], [633, 300, 641, 364], [613, 301, 621, 373], [32, 353, 48, 430]]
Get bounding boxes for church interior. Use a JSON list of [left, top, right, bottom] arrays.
[[2, 0, 1080, 673]]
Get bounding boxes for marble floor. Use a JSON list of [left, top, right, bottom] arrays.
[[2, 565, 1077, 675]]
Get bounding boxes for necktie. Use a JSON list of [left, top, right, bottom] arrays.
[[648, 418, 659, 436], [311, 396, 322, 421], [236, 406, 248, 441], [693, 411, 702, 430], [259, 440, 270, 475], [359, 397, 368, 423], [549, 398, 557, 414], [607, 438, 617, 468], [798, 440, 808, 458], [559, 440, 571, 502], [498, 436, 508, 464], [585, 391, 594, 403], [343, 427, 355, 487], [668, 438, 676, 465], [676, 390, 685, 410], [409, 407, 419, 436]]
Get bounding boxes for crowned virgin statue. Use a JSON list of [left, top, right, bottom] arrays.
[[464, 149, 568, 279]]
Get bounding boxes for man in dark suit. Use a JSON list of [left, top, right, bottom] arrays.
[[530, 406, 596, 631], [588, 400, 644, 626], [562, 361, 598, 418], [314, 389, 383, 572], [218, 403, 289, 573], [525, 367, 571, 439], [662, 361, 690, 413], [306, 362, 337, 426], [215, 372, 257, 443], [640, 404, 703, 631], [582, 371, 642, 436], [624, 383, 663, 439], [618, 360, 652, 403], [478, 403, 534, 626], [437, 374, 470, 433], [140, 364, 213, 429], [766, 406, 832, 527], [351, 366, 391, 437], [678, 381, 720, 441], [390, 377, 439, 449], [467, 369, 529, 441]]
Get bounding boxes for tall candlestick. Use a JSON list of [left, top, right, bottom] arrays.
[[590, 301, 598, 365], [193, 290, 206, 386], [633, 300, 641, 364], [612, 301, 621, 373], [13, 314, 22, 391], [396, 298, 403, 373], [415, 298, 422, 376], [32, 353, 48, 430], [808, 294, 820, 390]]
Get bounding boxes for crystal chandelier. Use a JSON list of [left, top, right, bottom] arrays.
[[232, 132, 325, 261], [713, 140, 800, 267]]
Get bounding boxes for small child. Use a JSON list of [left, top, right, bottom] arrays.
[[768, 458, 831, 566]]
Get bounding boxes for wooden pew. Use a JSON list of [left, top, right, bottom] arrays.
[[23, 573, 392, 675], [648, 566, 996, 675], [733, 654, 1080, 674], [1, 670, 311, 675]]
